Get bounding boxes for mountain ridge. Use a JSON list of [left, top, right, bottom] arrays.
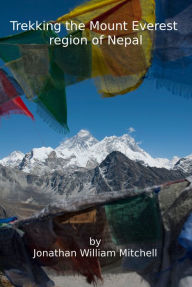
[[0, 130, 191, 174], [0, 151, 186, 204]]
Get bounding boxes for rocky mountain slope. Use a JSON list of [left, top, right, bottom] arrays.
[[174, 155, 192, 174], [0, 151, 186, 204]]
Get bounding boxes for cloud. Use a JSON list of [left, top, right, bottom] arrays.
[[128, 127, 136, 133]]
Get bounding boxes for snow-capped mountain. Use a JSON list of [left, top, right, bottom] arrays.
[[0, 130, 190, 175], [0, 151, 25, 168], [174, 154, 192, 174]]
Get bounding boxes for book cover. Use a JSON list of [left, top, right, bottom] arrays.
[[0, 1, 191, 286]]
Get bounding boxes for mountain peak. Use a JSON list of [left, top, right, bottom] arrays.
[[10, 151, 24, 157], [0, 150, 25, 168], [96, 151, 185, 193], [56, 130, 98, 153], [99, 151, 141, 171], [174, 153, 192, 174], [77, 129, 92, 137]]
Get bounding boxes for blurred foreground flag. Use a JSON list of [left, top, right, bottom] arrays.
[[57, 0, 156, 97], [0, 30, 68, 131], [150, 0, 192, 97], [0, 68, 34, 119]]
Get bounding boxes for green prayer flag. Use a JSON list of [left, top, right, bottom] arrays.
[[0, 29, 68, 130], [105, 193, 162, 244]]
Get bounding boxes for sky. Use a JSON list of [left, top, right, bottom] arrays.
[[0, 0, 192, 159]]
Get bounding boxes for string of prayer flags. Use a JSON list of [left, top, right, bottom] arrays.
[[1, 0, 191, 129]]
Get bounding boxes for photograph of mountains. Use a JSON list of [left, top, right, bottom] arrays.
[[0, 129, 190, 204], [0, 0, 192, 287]]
